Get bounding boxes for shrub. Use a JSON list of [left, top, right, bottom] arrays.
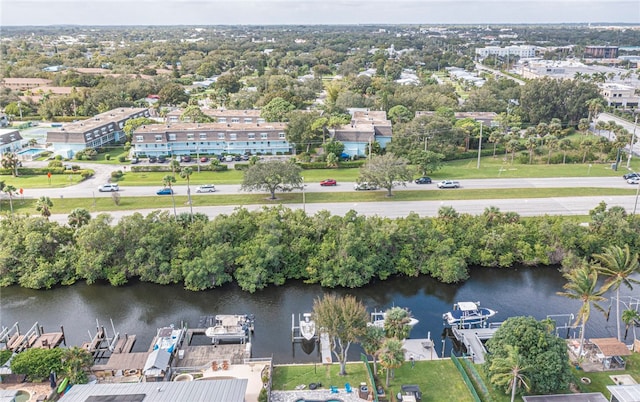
[[234, 163, 250, 171], [80, 171, 93, 180], [105, 154, 111, 160], [10, 348, 64, 380], [111, 170, 124, 180], [48, 160, 63, 168], [54, 154, 63, 161], [117, 156, 126, 163]]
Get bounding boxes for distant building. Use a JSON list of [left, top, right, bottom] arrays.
[[584, 46, 619, 59], [131, 121, 288, 157], [599, 83, 639, 108], [330, 109, 393, 157], [0, 77, 53, 91], [46, 107, 150, 158], [166, 109, 265, 124], [0, 129, 23, 154], [475, 45, 537, 59], [416, 111, 498, 127]]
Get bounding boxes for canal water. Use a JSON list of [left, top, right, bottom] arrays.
[[1, 266, 637, 364]]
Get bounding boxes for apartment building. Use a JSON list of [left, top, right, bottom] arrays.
[[1, 78, 53, 91], [599, 83, 639, 108], [166, 109, 265, 124], [131, 122, 288, 157], [475, 45, 537, 59], [0, 129, 23, 154], [330, 109, 393, 157], [46, 107, 150, 157], [584, 46, 619, 59]]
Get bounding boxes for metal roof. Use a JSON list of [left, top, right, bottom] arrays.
[[607, 384, 640, 402], [522, 393, 608, 402], [59, 378, 247, 402]]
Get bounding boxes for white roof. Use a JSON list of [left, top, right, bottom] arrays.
[[457, 302, 479, 311], [607, 385, 640, 402]]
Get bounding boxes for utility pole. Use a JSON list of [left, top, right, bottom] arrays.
[[476, 122, 483, 169], [626, 114, 638, 169]]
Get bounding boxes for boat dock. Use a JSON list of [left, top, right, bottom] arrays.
[[402, 332, 440, 361], [291, 313, 317, 342], [320, 332, 332, 364], [0, 322, 66, 353], [451, 326, 500, 364]]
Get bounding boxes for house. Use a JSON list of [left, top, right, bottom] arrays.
[[58, 379, 247, 402], [46, 107, 150, 158], [329, 109, 393, 157], [132, 121, 288, 157], [0, 129, 24, 154]]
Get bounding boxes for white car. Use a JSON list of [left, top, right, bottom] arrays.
[[98, 183, 119, 192], [196, 184, 216, 193], [627, 177, 640, 185]]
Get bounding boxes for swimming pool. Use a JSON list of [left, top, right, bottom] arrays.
[[17, 148, 44, 156]]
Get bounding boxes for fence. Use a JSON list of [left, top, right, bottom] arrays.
[[451, 354, 483, 402], [360, 353, 379, 402], [460, 353, 492, 401]]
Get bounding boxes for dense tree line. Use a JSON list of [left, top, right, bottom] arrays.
[[1, 202, 638, 292]]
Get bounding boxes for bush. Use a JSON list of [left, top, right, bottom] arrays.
[[80, 171, 93, 180], [105, 154, 111, 160], [234, 163, 250, 171], [55, 155, 63, 161], [117, 156, 126, 163], [10, 348, 64, 381], [111, 170, 124, 180], [48, 160, 63, 168]]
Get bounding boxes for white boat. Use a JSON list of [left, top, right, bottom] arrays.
[[299, 313, 316, 341], [205, 314, 254, 343], [368, 310, 419, 328], [443, 301, 497, 327]]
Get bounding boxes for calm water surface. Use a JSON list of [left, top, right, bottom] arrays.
[[1, 267, 635, 363]]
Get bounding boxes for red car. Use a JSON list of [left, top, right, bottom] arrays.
[[320, 179, 337, 186]]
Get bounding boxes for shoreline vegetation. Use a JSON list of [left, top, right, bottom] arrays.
[[1, 201, 637, 292]]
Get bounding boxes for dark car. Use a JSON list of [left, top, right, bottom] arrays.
[[157, 155, 167, 163], [156, 188, 173, 195], [234, 155, 242, 161], [415, 176, 432, 184], [148, 156, 157, 163], [320, 179, 337, 186], [181, 155, 191, 163], [623, 172, 639, 180]]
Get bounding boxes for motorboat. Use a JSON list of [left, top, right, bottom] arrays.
[[443, 301, 497, 327], [369, 310, 419, 328], [205, 314, 254, 344], [299, 313, 316, 341]]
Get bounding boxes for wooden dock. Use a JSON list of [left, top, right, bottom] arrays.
[[112, 334, 136, 354], [320, 332, 332, 364], [451, 327, 499, 364], [2, 322, 66, 353]]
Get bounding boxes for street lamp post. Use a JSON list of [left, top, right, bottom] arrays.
[[626, 114, 638, 169], [476, 122, 483, 169], [302, 176, 306, 213], [634, 179, 640, 215]]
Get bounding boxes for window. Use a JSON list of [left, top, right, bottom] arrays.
[[278, 132, 285, 139], [155, 135, 162, 142], [218, 133, 225, 139], [257, 118, 265, 123], [168, 134, 176, 141], [248, 133, 255, 139], [230, 133, 237, 140], [187, 133, 194, 140], [231, 118, 240, 123], [199, 133, 207, 140], [261, 132, 268, 139], [218, 118, 227, 123], [244, 118, 252, 123]]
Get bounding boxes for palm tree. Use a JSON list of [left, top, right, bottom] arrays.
[[622, 309, 640, 340], [546, 135, 558, 164], [383, 307, 415, 340], [557, 263, 607, 360], [179, 166, 194, 219], [580, 138, 594, 163], [506, 139, 519, 164], [68, 208, 91, 229], [489, 345, 531, 402], [525, 137, 537, 164], [593, 245, 640, 341], [585, 98, 604, 123], [360, 325, 385, 374], [36, 196, 53, 219], [488, 131, 503, 158], [378, 337, 405, 387], [595, 121, 607, 136], [559, 138, 573, 164], [162, 175, 177, 218], [3, 184, 16, 213], [61, 346, 93, 384]]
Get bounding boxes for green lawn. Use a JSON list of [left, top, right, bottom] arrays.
[[272, 360, 474, 402], [1, 173, 85, 188]]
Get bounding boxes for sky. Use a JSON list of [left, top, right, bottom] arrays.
[[1, 0, 639, 26]]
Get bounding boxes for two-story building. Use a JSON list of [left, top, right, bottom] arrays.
[[131, 122, 288, 157], [166, 109, 265, 124], [599, 83, 639, 109], [329, 109, 393, 157], [46, 107, 150, 158], [0, 129, 23, 154]]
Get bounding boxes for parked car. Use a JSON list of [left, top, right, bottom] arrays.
[[196, 184, 216, 193], [131, 157, 139, 164], [98, 183, 119, 192], [157, 155, 167, 163], [354, 182, 378, 191], [437, 180, 460, 189], [224, 155, 234, 162], [241, 154, 250, 161], [234, 155, 242, 161], [180, 155, 191, 163], [320, 179, 337, 186], [623, 172, 640, 180], [156, 188, 173, 195], [200, 157, 209, 163], [415, 176, 432, 184], [148, 156, 157, 163], [627, 177, 640, 185]]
